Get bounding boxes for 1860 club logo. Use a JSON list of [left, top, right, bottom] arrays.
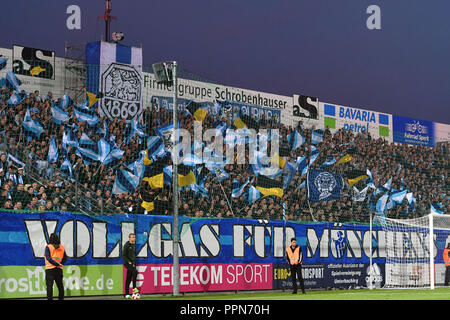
[[100, 63, 143, 120]]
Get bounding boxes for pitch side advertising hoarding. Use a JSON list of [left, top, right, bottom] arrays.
[[0, 211, 390, 298]]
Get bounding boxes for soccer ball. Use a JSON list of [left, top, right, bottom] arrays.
[[132, 292, 141, 300]]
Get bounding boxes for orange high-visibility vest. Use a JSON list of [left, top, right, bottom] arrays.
[[286, 246, 302, 265], [443, 249, 450, 267], [45, 244, 65, 270]]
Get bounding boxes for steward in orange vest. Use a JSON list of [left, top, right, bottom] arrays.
[[444, 243, 450, 286], [44, 233, 67, 300], [286, 237, 306, 294]]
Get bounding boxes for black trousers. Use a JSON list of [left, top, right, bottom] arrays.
[[445, 266, 450, 286], [290, 264, 305, 293], [124, 263, 138, 295], [46, 268, 64, 300]]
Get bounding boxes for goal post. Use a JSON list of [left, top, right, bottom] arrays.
[[374, 213, 450, 289]]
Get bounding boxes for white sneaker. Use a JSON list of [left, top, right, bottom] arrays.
[[125, 295, 131, 299]]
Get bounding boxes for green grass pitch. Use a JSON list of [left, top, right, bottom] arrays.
[[121, 287, 450, 300]]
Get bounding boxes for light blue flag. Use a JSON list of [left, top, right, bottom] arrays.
[[311, 130, 323, 144], [287, 131, 305, 150], [59, 94, 72, 110], [22, 119, 44, 138], [51, 105, 70, 125], [247, 185, 262, 205], [125, 119, 146, 144], [376, 194, 389, 213], [146, 136, 166, 160], [7, 93, 20, 105], [0, 57, 7, 71], [232, 178, 250, 198], [430, 204, 444, 215], [206, 162, 229, 182], [60, 157, 73, 178], [5, 71, 21, 92], [390, 190, 407, 204], [47, 136, 58, 164], [62, 129, 79, 150], [73, 104, 100, 127], [112, 169, 140, 194], [321, 157, 337, 167], [382, 177, 392, 192]]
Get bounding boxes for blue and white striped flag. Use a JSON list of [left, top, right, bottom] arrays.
[[146, 136, 166, 160], [112, 169, 140, 194], [51, 105, 70, 125], [73, 104, 100, 127], [60, 157, 73, 178], [430, 203, 444, 215], [5, 71, 21, 92], [232, 179, 249, 198], [62, 129, 79, 150], [287, 131, 305, 150], [390, 190, 407, 204], [7, 93, 20, 106], [22, 119, 44, 138], [282, 202, 286, 220], [0, 57, 7, 71], [376, 194, 389, 213], [59, 94, 72, 110], [321, 157, 337, 167], [47, 136, 58, 164], [247, 185, 262, 205], [311, 130, 323, 144]]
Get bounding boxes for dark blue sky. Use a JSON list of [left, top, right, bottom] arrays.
[[1, 0, 449, 123]]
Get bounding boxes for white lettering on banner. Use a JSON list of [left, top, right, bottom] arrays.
[[306, 227, 387, 260]]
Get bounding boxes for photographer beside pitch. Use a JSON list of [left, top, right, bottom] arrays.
[[122, 233, 140, 298], [286, 237, 306, 294]]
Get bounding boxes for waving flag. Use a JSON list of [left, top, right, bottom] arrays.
[[307, 169, 344, 202], [390, 190, 407, 204], [256, 175, 283, 198], [186, 101, 208, 122], [125, 119, 146, 144], [22, 119, 44, 139], [321, 157, 337, 167], [376, 194, 389, 213], [206, 162, 229, 182], [7, 93, 20, 106], [0, 57, 7, 71], [337, 154, 353, 164], [73, 104, 100, 127], [59, 94, 72, 110], [60, 157, 73, 178], [311, 130, 323, 144], [62, 129, 79, 150], [352, 186, 368, 202], [51, 105, 70, 125], [247, 185, 262, 204], [47, 136, 58, 164], [5, 71, 21, 92], [287, 131, 305, 150], [430, 203, 444, 215], [232, 179, 250, 198], [112, 169, 140, 194]]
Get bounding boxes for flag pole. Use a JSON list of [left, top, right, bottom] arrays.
[[216, 176, 235, 217]]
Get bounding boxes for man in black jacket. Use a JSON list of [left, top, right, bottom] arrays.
[[122, 233, 139, 298]]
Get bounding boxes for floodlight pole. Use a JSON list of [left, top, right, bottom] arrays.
[[172, 61, 180, 296]]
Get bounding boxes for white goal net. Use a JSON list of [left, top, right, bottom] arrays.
[[375, 213, 450, 289]]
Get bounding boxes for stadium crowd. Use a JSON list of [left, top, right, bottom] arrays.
[[0, 83, 448, 223]]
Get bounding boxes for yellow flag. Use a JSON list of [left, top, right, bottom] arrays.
[[143, 173, 164, 190], [348, 175, 368, 187], [337, 154, 353, 164], [234, 117, 246, 129], [178, 171, 196, 187]]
